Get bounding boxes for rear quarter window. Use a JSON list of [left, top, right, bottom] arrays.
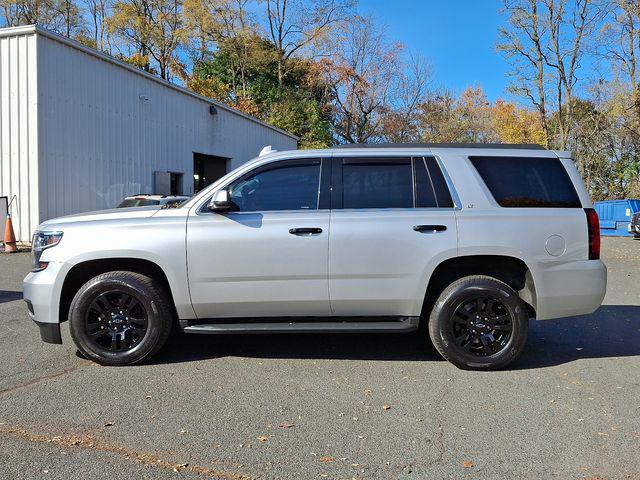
[[469, 156, 581, 208]]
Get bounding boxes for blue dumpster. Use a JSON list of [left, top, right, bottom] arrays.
[[593, 199, 640, 236]]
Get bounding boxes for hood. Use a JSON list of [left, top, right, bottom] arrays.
[[38, 206, 161, 230]]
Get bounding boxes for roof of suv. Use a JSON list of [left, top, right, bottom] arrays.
[[253, 143, 569, 163], [333, 143, 547, 150]]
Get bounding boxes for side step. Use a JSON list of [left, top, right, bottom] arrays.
[[183, 318, 419, 335]]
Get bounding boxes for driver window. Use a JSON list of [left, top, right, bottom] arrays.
[[228, 160, 321, 212]]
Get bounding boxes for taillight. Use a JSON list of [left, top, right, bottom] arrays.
[[585, 208, 600, 260]]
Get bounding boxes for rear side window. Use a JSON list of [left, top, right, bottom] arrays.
[[342, 159, 413, 209], [414, 157, 454, 208], [470, 156, 581, 208]]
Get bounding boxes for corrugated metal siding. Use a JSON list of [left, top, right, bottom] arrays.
[[37, 33, 297, 223], [0, 30, 38, 242]]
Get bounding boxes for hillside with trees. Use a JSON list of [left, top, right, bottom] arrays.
[[1, 0, 639, 199]]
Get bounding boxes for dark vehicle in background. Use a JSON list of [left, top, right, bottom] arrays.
[[631, 211, 640, 238], [117, 194, 190, 208]]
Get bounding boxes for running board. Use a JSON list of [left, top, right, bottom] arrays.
[[183, 317, 419, 334]]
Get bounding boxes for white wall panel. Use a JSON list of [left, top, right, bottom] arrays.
[[0, 28, 38, 242], [36, 32, 296, 224], [3, 25, 297, 241]]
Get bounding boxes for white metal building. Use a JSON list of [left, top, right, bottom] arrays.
[[0, 25, 297, 241]]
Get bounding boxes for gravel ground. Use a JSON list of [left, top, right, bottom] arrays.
[[0, 237, 638, 480]]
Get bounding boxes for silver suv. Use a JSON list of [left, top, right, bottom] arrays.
[[23, 144, 607, 370]]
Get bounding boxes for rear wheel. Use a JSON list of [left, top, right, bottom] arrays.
[[69, 271, 173, 366], [428, 275, 529, 370]]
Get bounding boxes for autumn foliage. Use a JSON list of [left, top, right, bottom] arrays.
[[1, 0, 639, 198]]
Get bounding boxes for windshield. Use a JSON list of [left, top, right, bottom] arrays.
[[117, 199, 160, 208]]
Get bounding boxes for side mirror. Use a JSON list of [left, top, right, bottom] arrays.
[[207, 189, 237, 213]]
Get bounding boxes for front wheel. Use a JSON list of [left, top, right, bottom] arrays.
[[69, 271, 173, 366], [428, 275, 529, 370]]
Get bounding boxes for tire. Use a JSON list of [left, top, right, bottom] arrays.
[[428, 275, 529, 370], [69, 271, 173, 366]]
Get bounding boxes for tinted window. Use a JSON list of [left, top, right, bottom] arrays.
[[229, 161, 321, 211], [343, 159, 413, 209], [470, 156, 581, 208], [426, 157, 454, 207], [117, 199, 159, 207], [414, 157, 454, 208]]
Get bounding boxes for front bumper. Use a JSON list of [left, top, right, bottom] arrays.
[[31, 318, 62, 344], [534, 259, 607, 320], [23, 262, 66, 344]]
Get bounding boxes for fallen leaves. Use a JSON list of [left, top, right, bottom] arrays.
[[256, 436, 269, 442], [0, 424, 249, 480], [461, 460, 474, 468], [173, 463, 189, 472], [319, 456, 334, 463]]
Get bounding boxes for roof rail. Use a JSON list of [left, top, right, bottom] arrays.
[[334, 143, 547, 150]]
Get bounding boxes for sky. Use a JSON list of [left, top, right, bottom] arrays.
[[360, 0, 510, 101]]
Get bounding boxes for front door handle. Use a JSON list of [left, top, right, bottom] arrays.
[[413, 224, 447, 233], [289, 227, 323, 236]]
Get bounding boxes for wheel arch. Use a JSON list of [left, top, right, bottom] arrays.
[[59, 258, 177, 325], [421, 255, 537, 321]]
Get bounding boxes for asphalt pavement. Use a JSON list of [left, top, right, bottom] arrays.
[[0, 237, 638, 479]]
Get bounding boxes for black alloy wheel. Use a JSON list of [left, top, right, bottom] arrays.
[[69, 271, 173, 366], [428, 275, 529, 370], [85, 290, 149, 352], [449, 295, 513, 357]]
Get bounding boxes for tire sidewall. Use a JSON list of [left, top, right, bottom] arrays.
[[430, 278, 529, 370], [70, 276, 165, 365]]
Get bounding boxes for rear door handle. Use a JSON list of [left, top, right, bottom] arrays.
[[413, 224, 447, 233], [289, 227, 323, 236]]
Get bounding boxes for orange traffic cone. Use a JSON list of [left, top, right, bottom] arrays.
[[3, 214, 18, 253]]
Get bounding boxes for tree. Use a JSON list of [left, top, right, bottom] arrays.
[[417, 86, 497, 143], [183, 0, 256, 96], [498, 0, 552, 145], [263, 0, 354, 87], [380, 53, 432, 143], [313, 15, 402, 144], [107, 0, 186, 80], [80, 0, 113, 51], [183, 31, 333, 147], [0, 0, 80, 34], [498, 0, 600, 149], [491, 99, 547, 144]]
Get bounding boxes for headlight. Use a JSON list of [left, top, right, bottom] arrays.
[[31, 231, 63, 272]]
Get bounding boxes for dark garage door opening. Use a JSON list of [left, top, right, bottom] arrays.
[[194, 153, 229, 193]]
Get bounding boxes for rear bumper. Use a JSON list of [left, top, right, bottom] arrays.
[[534, 259, 607, 320]]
